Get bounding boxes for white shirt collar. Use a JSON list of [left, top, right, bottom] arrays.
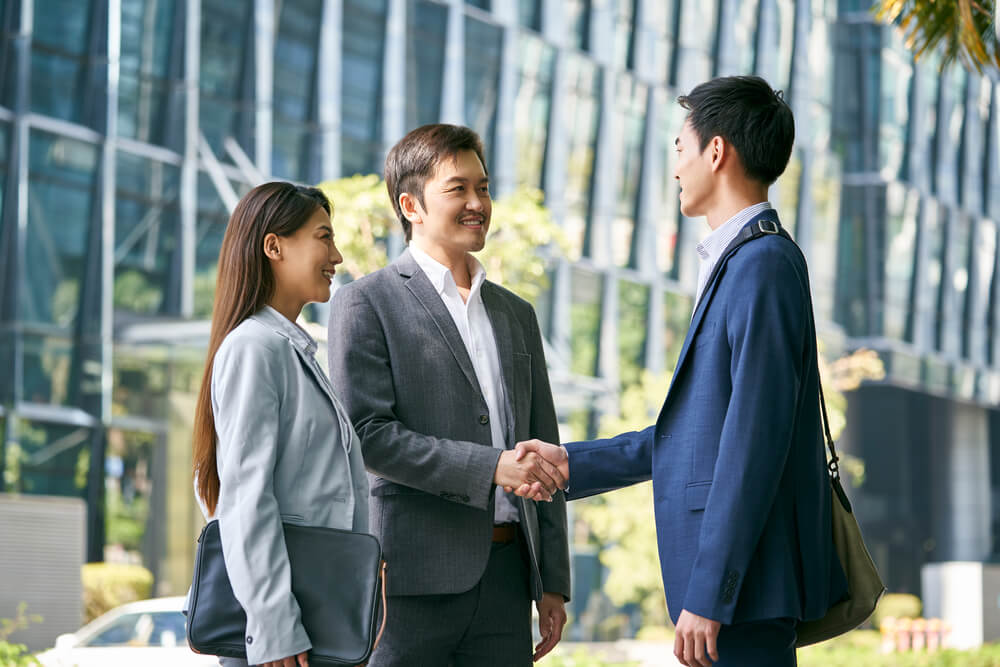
[[696, 201, 772, 264], [408, 243, 487, 298], [255, 305, 318, 357]]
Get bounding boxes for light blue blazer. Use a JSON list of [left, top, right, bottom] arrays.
[[206, 306, 369, 665]]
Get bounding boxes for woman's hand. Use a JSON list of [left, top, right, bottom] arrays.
[[262, 651, 309, 667]]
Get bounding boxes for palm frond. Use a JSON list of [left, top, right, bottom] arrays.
[[874, 0, 1000, 73]]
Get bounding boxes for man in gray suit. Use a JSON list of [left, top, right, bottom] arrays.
[[327, 124, 570, 667]]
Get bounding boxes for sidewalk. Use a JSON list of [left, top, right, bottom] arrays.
[[552, 641, 683, 666]]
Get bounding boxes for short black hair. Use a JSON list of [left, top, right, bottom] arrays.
[[677, 76, 794, 186], [384, 124, 488, 242]]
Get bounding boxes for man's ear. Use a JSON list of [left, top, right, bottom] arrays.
[[399, 192, 422, 225], [709, 136, 727, 173], [263, 232, 281, 260]]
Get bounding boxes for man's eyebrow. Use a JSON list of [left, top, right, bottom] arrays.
[[442, 176, 490, 184]]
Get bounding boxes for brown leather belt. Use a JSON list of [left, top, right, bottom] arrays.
[[492, 523, 518, 543]]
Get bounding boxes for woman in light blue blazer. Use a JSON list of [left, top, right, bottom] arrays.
[[192, 182, 369, 667]]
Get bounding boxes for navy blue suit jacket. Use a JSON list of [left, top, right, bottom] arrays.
[[566, 210, 847, 626]]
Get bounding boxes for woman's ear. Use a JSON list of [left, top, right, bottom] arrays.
[[399, 192, 422, 225], [263, 232, 282, 261]]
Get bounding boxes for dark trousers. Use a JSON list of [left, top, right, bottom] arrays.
[[713, 617, 797, 666], [367, 539, 533, 667]]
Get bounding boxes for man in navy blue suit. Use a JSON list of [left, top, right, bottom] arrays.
[[511, 76, 847, 666]]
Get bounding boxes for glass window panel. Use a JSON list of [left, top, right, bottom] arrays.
[[6, 419, 93, 498], [562, 55, 600, 260], [405, 0, 448, 130], [342, 0, 387, 177], [657, 97, 682, 276], [880, 48, 911, 180], [943, 213, 971, 358], [807, 8, 832, 109], [31, 0, 104, 126], [119, 0, 183, 149], [772, 0, 795, 93], [199, 0, 254, 157], [513, 34, 555, 190], [564, 0, 590, 52], [637, 0, 675, 82], [466, 0, 489, 9], [935, 66, 966, 204], [775, 150, 801, 237], [834, 184, 877, 336], [614, 0, 636, 70], [272, 0, 323, 181], [570, 267, 602, 377], [721, 0, 758, 76], [518, 0, 541, 31], [664, 290, 692, 374], [810, 151, 841, 322], [114, 152, 181, 317], [974, 219, 997, 362], [113, 345, 171, 421], [920, 202, 945, 351], [613, 76, 646, 268], [22, 333, 72, 405], [192, 174, 250, 318], [23, 131, 99, 328], [617, 280, 648, 389], [464, 16, 502, 175], [104, 427, 158, 562], [882, 183, 919, 341]]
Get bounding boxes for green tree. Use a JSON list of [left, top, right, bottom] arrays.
[[316, 177, 569, 303], [576, 348, 885, 632], [875, 0, 999, 72]]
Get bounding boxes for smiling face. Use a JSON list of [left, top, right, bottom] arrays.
[[403, 149, 492, 261], [673, 118, 717, 219], [267, 206, 343, 308]]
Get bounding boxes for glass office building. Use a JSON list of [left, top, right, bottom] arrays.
[[1, 0, 998, 600]]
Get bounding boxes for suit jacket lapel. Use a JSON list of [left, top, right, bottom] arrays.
[[481, 283, 516, 447], [395, 250, 483, 396]]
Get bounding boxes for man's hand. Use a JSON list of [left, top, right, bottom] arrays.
[[506, 440, 569, 501], [673, 609, 720, 667], [494, 448, 565, 501], [533, 593, 567, 661], [262, 651, 309, 667]]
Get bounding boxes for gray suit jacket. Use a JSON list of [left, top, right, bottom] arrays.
[[210, 306, 369, 665], [327, 249, 570, 601]]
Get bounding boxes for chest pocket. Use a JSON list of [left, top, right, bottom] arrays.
[[694, 320, 718, 349]]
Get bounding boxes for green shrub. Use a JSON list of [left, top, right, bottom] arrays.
[[81, 563, 153, 622], [538, 648, 639, 667], [871, 593, 923, 628], [799, 631, 1000, 666], [0, 603, 41, 666]]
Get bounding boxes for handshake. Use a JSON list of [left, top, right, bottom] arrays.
[[494, 439, 569, 502]]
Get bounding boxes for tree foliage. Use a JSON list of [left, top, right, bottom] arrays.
[[875, 0, 1000, 73]]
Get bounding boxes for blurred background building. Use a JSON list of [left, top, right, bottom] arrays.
[[1, 0, 1000, 621]]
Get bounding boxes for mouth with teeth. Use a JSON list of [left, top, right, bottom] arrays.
[[458, 215, 486, 228], [321, 269, 336, 282]]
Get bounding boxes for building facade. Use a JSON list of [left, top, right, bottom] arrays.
[[0, 0, 998, 605]]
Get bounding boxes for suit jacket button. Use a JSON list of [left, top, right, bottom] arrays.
[[246, 636, 253, 645], [479, 414, 490, 425]]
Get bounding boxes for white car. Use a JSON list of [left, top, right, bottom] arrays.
[[35, 596, 218, 667]]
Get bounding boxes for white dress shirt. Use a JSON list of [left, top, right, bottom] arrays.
[[409, 243, 520, 524], [693, 201, 773, 310]]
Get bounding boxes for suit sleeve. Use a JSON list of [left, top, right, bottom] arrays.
[[327, 284, 501, 510], [564, 426, 656, 501], [524, 306, 572, 601], [681, 250, 807, 624], [212, 338, 311, 665]]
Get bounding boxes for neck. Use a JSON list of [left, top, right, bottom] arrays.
[[411, 238, 473, 288], [267, 293, 304, 324], [704, 183, 770, 231]]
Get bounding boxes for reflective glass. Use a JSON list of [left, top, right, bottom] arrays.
[[657, 96, 682, 277], [113, 345, 171, 421], [5, 418, 93, 498], [31, 0, 103, 126], [464, 16, 502, 175], [834, 185, 876, 336], [990, 84, 1000, 220], [104, 427, 159, 563], [883, 183, 919, 341], [405, 0, 448, 130], [639, 0, 675, 82], [612, 76, 646, 268], [920, 202, 945, 351], [664, 290, 692, 374], [807, 7, 832, 109], [22, 333, 72, 405], [0, 0, 17, 107], [570, 267, 602, 377], [776, 151, 802, 237], [721, 0, 758, 76], [23, 131, 99, 328], [199, 0, 254, 157], [466, 0, 489, 9], [119, 0, 183, 149], [942, 212, 971, 358], [973, 219, 997, 362], [564, 0, 590, 52], [272, 0, 322, 181], [114, 152, 182, 317], [518, 0, 541, 31], [880, 47, 911, 180], [193, 174, 251, 318], [935, 66, 966, 204], [614, 0, 636, 70], [562, 55, 600, 259], [342, 0, 387, 177], [617, 280, 648, 389], [513, 34, 555, 189], [810, 151, 841, 322]]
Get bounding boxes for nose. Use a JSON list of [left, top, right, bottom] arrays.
[[330, 243, 343, 266]]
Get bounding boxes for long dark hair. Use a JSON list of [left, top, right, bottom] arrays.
[[193, 181, 331, 515]]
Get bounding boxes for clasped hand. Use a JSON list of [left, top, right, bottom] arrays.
[[493, 439, 570, 502]]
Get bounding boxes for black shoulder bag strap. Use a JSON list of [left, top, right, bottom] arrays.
[[706, 218, 845, 499]]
